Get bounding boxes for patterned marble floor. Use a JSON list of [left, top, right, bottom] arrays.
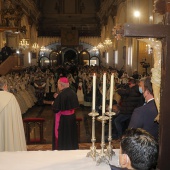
[[23, 105, 120, 150]]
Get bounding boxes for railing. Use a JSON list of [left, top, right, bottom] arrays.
[[0, 54, 18, 75]]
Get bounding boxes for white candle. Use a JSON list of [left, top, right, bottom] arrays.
[[109, 73, 114, 109], [102, 73, 106, 115], [92, 73, 96, 111]]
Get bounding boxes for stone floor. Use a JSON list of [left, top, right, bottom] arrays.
[[23, 104, 120, 150]]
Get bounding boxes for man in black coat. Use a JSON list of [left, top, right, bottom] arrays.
[[1, 43, 12, 62], [113, 78, 142, 139], [52, 77, 79, 150], [128, 77, 159, 141]]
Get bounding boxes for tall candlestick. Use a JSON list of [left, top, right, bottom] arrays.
[[92, 73, 96, 111], [102, 73, 106, 115], [109, 73, 114, 109]]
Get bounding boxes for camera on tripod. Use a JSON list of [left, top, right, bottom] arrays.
[[140, 59, 150, 69], [140, 61, 150, 68]]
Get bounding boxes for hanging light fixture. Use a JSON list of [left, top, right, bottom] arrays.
[[97, 43, 104, 50], [92, 46, 99, 56], [19, 38, 29, 50], [103, 38, 112, 50], [92, 46, 98, 51], [40, 46, 47, 52], [40, 46, 49, 56], [32, 42, 39, 51]]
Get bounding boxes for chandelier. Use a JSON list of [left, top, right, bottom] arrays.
[[103, 38, 112, 50], [40, 46, 48, 52], [19, 38, 29, 50], [40, 46, 52, 56], [97, 43, 104, 50], [32, 42, 39, 51], [91, 46, 99, 56], [92, 46, 98, 51]]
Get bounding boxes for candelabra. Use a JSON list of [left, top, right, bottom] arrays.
[[105, 109, 116, 160], [86, 111, 99, 160], [96, 115, 109, 165], [87, 73, 115, 166], [87, 111, 99, 160]]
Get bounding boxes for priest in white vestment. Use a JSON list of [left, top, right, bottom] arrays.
[[0, 77, 27, 151]]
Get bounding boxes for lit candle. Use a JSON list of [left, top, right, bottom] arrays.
[[109, 73, 114, 109], [102, 73, 106, 115], [92, 73, 96, 111]]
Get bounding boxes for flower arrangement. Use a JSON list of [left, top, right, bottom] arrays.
[[112, 24, 124, 40], [153, 0, 166, 15]]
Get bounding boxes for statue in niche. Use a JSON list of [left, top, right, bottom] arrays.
[[80, 0, 85, 13], [1, 0, 23, 27], [3, 0, 12, 9]]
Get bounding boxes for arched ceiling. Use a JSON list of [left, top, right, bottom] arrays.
[[37, 0, 102, 37], [0, 0, 122, 37]]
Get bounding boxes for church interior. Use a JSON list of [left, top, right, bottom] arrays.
[[0, 0, 170, 169]]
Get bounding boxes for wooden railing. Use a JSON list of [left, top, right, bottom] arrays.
[[0, 54, 18, 75]]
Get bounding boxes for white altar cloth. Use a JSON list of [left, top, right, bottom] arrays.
[[0, 149, 119, 170]]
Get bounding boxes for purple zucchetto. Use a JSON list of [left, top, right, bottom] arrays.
[[59, 77, 69, 83]]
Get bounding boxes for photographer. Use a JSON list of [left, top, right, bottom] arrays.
[[113, 78, 142, 139]]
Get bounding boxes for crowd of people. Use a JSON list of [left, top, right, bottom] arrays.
[[0, 64, 159, 169]]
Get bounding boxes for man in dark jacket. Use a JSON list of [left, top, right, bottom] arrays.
[[113, 78, 142, 139], [128, 77, 159, 141], [1, 43, 12, 62]]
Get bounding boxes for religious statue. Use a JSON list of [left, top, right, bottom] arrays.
[[151, 0, 170, 123], [55, 0, 60, 13], [1, 0, 23, 27]]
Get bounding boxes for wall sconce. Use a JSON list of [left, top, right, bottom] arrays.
[[115, 50, 118, 64], [127, 46, 132, 66], [106, 52, 109, 63]]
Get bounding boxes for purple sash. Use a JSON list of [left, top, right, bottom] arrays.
[[55, 109, 74, 138]]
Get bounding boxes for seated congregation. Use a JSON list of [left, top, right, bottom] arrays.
[[0, 64, 159, 169]]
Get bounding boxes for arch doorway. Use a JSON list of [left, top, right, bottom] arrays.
[[63, 49, 78, 64], [90, 56, 100, 66], [49, 50, 62, 66], [39, 56, 50, 67], [79, 50, 90, 65]]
